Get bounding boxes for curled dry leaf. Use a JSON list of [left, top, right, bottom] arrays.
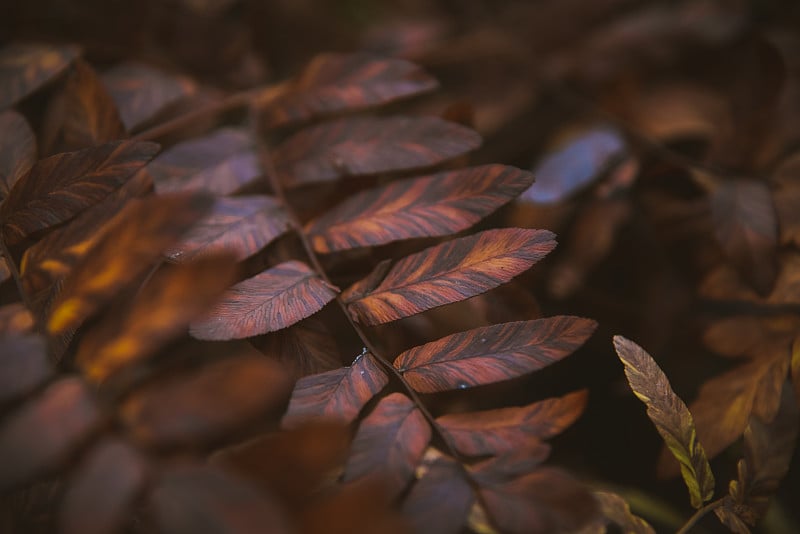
[[0, 140, 159, 244], [48, 192, 213, 335], [166, 195, 289, 262], [395, 317, 596, 393], [0, 377, 100, 491], [121, 353, 290, 448], [282, 352, 388, 427], [149, 128, 261, 195], [261, 52, 438, 127], [0, 334, 51, 405], [58, 439, 148, 534], [613, 336, 714, 508], [189, 260, 338, 340], [402, 456, 473, 534], [344, 228, 556, 325], [437, 390, 587, 456], [0, 42, 80, 109], [76, 255, 238, 383], [306, 164, 535, 253], [275, 115, 481, 186], [0, 110, 36, 201], [343, 392, 431, 498]]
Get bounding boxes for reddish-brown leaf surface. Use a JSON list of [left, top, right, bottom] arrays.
[[166, 195, 289, 262], [0, 255, 9, 284], [76, 255, 237, 383], [343, 393, 431, 497], [149, 128, 261, 195], [710, 180, 778, 295], [149, 465, 291, 534], [475, 467, 598, 534], [590, 491, 656, 534], [0, 140, 159, 244], [305, 164, 535, 253], [0, 302, 35, 336], [345, 228, 557, 325], [42, 59, 126, 153], [58, 439, 148, 534], [122, 353, 290, 448], [0, 377, 99, 491], [282, 352, 388, 427], [0, 110, 36, 202], [437, 391, 587, 456], [251, 317, 342, 380], [0, 43, 79, 109], [394, 316, 596, 393], [47, 193, 212, 335], [469, 448, 553, 483], [0, 334, 51, 405], [190, 260, 338, 340], [261, 53, 438, 127], [274, 116, 481, 186], [402, 456, 473, 534], [102, 62, 197, 131]]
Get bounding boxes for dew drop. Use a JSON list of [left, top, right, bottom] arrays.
[[457, 381, 469, 390], [480, 337, 487, 343]]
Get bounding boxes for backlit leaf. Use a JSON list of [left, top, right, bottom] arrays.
[[122, 353, 290, 448], [0, 377, 99, 491], [190, 260, 338, 340], [394, 317, 596, 393], [261, 53, 437, 127], [59, 439, 148, 534], [0, 110, 36, 201], [76, 255, 237, 383], [0, 334, 51, 405], [345, 228, 556, 325], [48, 193, 212, 334], [613, 336, 714, 508], [166, 195, 289, 262], [282, 352, 388, 427], [0, 140, 159, 244], [343, 392, 431, 497], [710, 180, 778, 296], [149, 128, 261, 195], [0, 43, 79, 109], [437, 391, 587, 456], [102, 62, 197, 131], [306, 164, 535, 253], [274, 116, 481, 186], [402, 456, 473, 534]]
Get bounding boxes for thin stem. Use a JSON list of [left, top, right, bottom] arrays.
[[676, 498, 726, 534]]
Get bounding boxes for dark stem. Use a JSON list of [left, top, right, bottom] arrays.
[[675, 498, 726, 534]]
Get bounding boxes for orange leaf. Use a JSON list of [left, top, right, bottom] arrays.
[[306, 164, 534, 253], [345, 228, 556, 325], [394, 317, 596, 392]]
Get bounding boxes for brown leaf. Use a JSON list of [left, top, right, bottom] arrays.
[[166, 195, 289, 262], [437, 391, 587, 456], [59, 439, 148, 534], [394, 317, 596, 393], [0, 377, 99, 491], [251, 317, 342, 380], [102, 62, 196, 131], [274, 116, 481, 186], [0, 255, 9, 284], [76, 255, 237, 383], [149, 128, 261, 195], [592, 491, 656, 534], [402, 456, 474, 534], [0, 110, 36, 202], [613, 336, 714, 508], [282, 352, 388, 427], [0, 43, 79, 109], [0, 334, 51, 405], [475, 467, 599, 534], [710, 180, 778, 296], [343, 393, 431, 498], [0, 302, 34, 336], [149, 465, 291, 534], [47, 192, 212, 334], [468, 447, 553, 482], [190, 260, 338, 340], [122, 353, 290, 448], [305, 164, 534, 253], [0, 140, 159, 245], [345, 228, 556, 325], [261, 53, 437, 127]]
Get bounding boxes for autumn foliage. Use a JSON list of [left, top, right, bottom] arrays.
[[1, 1, 799, 533]]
